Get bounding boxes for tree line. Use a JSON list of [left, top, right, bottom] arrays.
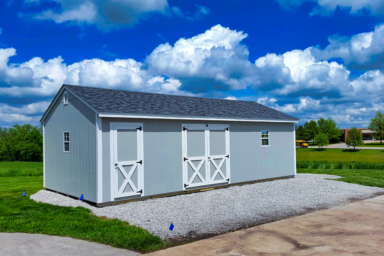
[[296, 111, 384, 149], [0, 124, 43, 162], [295, 117, 341, 146]]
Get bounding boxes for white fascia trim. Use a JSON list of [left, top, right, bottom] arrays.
[[64, 87, 99, 114], [40, 85, 99, 123], [96, 115, 103, 203], [43, 122, 46, 188], [98, 113, 299, 123]]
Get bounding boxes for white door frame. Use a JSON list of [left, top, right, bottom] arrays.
[[110, 122, 144, 200], [182, 123, 230, 190]]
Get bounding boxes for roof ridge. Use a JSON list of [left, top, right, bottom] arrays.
[[63, 84, 266, 105]]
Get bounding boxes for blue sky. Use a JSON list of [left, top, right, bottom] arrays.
[[1, 0, 384, 128]]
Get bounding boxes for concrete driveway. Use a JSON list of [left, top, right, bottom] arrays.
[[147, 195, 384, 255], [0, 233, 140, 256]]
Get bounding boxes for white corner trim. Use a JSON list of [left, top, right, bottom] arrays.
[[293, 123, 297, 175], [99, 113, 298, 123], [43, 122, 46, 188], [96, 115, 103, 203]]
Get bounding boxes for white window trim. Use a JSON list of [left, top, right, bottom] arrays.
[[63, 92, 68, 105], [63, 131, 70, 153], [261, 130, 270, 147]]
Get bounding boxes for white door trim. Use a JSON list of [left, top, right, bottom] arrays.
[[182, 123, 230, 190], [110, 122, 144, 200]]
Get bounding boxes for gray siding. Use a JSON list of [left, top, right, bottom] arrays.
[[101, 118, 295, 203], [45, 90, 97, 202]]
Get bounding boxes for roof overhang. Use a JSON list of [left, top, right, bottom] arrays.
[[98, 113, 299, 123]]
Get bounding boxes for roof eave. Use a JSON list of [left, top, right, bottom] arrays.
[[98, 112, 299, 123]]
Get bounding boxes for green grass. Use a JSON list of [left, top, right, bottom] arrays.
[[0, 163, 169, 253], [297, 168, 384, 188], [359, 142, 384, 147], [296, 148, 384, 163], [0, 162, 43, 177]]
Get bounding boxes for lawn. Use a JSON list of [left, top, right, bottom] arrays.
[[359, 142, 384, 147], [0, 162, 169, 253], [0, 162, 43, 177], [297, 168, 384, 189], [296, 148, 384, 163]]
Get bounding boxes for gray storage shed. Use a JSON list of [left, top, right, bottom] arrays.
[[40, 84, 299, 206]]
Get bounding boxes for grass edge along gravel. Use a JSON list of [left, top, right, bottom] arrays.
[[0, 175, 171, 253], [297, 168, 384, 188]]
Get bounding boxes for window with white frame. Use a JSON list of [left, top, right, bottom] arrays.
[[64, 132, 70, 152], [63, 92, 68, 105], [261, 130, 269, 146]]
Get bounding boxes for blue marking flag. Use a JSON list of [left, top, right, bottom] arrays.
[[79, 194, 84, 200], [22, 191, 26, 197], [169, 223, 174, 231]]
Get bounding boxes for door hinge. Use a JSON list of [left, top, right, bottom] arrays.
[[184, 184, 189, 188], [225, 155, 229, 158], [184, 157, 188, 161], [225, 127, 229, 131], [206, 124, 208, 127], [136, 126, 142, 131], [226, 178, 230, 182], [115, 163, 118, 166], [137, 189, 143, 194], [183, 127, 187, 131], [136, 160, 143, 164]]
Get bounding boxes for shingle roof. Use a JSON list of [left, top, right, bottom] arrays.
[[62, 84, 298, 121]]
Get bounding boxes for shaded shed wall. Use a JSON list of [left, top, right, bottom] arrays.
[[44, 90, 97, 202]]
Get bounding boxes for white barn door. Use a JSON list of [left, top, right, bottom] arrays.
[[110, 122, 144, 199], [182, 124, 230, 189]]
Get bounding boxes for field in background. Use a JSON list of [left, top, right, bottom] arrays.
[[296, 148, 384, 163], [360, 142, 384, 147], [0, 162, 43, 177]]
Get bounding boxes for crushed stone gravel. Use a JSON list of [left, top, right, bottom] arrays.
[[31, 174, 384, 240]]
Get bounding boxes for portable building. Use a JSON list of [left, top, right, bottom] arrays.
[[40, 84, 299, 206]]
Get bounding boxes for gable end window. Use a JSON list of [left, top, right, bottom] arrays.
[[64, 132, 70, 152], [261, 130, 269, 147], [63, 92, 68, 105]]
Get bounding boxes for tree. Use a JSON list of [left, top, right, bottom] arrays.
[[295, 125, 305, 139], [368, 110, 384, 144], [304, 120, 319, 145], [314, 133, 329, 148], [346, 127, 363, 150], [317, 117, 341, 142], [0, 124, 43, 161]]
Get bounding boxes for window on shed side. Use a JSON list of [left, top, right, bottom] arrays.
[[63, 92, 68, 105], [261, 130, 269, 146], [64, 132, 70, 152]]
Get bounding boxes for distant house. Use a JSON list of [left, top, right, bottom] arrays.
[[340, 128, 375, 142], [40, 84, 299, 206]]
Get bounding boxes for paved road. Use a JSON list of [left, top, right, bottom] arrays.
[[0, 233, 140, 256], [307, 142, 384, 150], [147, 195, 384, 256]]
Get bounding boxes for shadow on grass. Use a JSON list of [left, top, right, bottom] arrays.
[[342, 149, 361, 152], [310, 148, 327, 151]]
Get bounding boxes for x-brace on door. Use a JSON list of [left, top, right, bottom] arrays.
[[182, 123, 230, 190], [110, 122, 144, 200]]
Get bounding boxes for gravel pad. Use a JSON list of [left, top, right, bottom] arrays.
[[31, 174, 384, 240]]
